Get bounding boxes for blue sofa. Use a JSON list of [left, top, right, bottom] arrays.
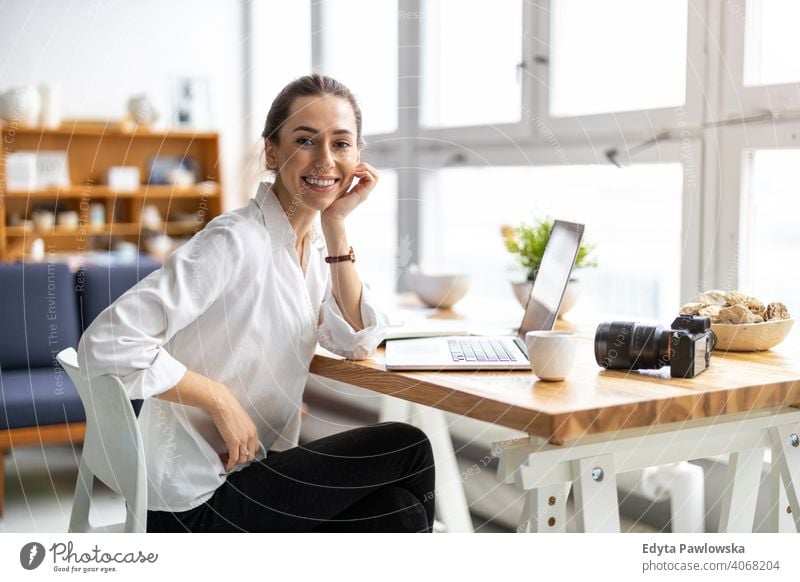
[[0, 260, 160, 516]]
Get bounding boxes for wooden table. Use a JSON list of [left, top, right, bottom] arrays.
[[310, 300, 800, 533]]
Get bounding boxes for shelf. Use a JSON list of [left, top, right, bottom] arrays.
[[1, 121, 222, 261], [2, 184, 220, 199], [5, 222, 205, 237], [0, 122, 218, 140], [163, 222, 204, 235]]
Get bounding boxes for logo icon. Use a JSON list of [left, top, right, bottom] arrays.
[[20, 542, 46, 570]]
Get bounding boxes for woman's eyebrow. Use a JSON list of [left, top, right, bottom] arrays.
[[292, 125, 353, 136]]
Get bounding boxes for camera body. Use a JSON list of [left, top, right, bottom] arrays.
[[668, 314, 716, 377], [594, 313, 717, 378]]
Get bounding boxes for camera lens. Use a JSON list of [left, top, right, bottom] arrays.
[[594, 321, 671, 370]]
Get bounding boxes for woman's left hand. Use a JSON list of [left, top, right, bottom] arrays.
[[321, 163, 379, 225]]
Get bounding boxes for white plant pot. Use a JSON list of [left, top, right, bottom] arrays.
[[511, 280, 532, 308], [511, 279, 581, 318]]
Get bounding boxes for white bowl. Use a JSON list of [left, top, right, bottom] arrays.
[[711, 319, 795, 352], [407, 272, 470, 309]]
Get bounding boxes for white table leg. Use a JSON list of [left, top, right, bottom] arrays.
[[764, 471, 794, 533], [378, 396, 473, 533], [719, 448, 763, 533], [571, 454, 620, 533], [378, 394, 412, 423], [414, 404, 474, 532], [517, 483, 571, 532], [769, 425, 800, 532], [658, 462, 706, 533]]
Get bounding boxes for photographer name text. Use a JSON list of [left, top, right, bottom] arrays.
[[643, 542, 745, 557]]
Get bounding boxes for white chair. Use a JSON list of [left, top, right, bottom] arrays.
[[57, 348, 147, 533]]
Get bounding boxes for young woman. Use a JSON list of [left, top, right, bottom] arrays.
[[77, 74, 435, 533]]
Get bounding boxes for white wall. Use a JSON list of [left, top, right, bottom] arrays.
[[0, 0, 248, 209]]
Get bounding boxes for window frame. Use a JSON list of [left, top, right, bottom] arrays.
[[409, 0, 536, 145], [530, 0, 708, 140], [246, 0, 800, 306], [410, 138, 703, 305], [717, 0, 800, 119], [316, 0, 401, 139], [711, 121, 800, 291]]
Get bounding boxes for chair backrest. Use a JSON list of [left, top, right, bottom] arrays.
[[56, 348, 147, 516]]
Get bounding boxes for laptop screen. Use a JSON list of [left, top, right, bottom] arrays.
[[518, 220, 585, 338]]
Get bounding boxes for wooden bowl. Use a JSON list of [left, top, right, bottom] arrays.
[[711, 319, 795, 352]]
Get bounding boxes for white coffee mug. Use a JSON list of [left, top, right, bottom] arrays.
[[525, 331, 577, 381]]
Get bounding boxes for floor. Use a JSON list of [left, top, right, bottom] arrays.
[[1, 444, 126, 532], [1, 443, 658, 533]]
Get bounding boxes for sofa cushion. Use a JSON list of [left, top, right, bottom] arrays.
[[76, 262, 161, 330], [0, 367, 144, 430], [0, 367, 84, 430], [0, 263, 81, 370]]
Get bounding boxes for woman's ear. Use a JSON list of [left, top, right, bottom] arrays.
[[264, 139, 278, 171]]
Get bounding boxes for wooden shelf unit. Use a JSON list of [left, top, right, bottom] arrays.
[[0, 123, 223, 261]]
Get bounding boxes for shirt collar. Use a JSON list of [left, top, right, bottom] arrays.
[[252, 181, 325, 250]]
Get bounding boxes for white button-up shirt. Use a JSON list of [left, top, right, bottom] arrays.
[[77, 182, 386, 512]]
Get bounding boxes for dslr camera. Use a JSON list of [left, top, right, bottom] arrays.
[[594, 314, 717, 378]]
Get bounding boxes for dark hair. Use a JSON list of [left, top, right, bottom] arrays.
[[261, 73, 365, 148]]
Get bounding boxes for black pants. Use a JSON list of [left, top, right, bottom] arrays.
[[146, 422, 436, 533]]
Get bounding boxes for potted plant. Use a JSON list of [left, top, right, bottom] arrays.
[[501, 218, 597, 316]]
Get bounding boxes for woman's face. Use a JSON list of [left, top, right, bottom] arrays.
[[265, 94, 360, 213]]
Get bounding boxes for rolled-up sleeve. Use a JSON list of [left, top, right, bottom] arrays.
[[77, 224, 244, 399], [317, 282, 387, 360]]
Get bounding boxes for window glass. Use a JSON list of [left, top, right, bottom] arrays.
[[741, 150, 800, 318], [347, 169, 399, 297], [549, 0, 688, 117], [743, 0, 800, 86], [421, 0, 523, 128], [421, 164, 684, 322], [323, 0, 399, 135], [249, 0, 312, 136]]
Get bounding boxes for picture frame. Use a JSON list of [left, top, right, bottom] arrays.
[[168, 76, 212, 130], [35, 151, 71, 188], [6, 151, 71, 190]]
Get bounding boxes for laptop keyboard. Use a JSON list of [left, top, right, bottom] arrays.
[[447, 339, 519, 363]]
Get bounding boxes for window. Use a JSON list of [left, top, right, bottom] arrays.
[[421, 164, 684, 321], [549, 0, 688, 117], [740, 149, 800, 312], [420, 0, 523, 128], [246, 0, 774, 311], [322, 0, 399, 135], [743, 0, 800, 87], [248, 0, 312, 136], [346, 169, 399, 297]]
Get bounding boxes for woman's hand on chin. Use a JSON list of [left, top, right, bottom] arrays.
[[320, 162, 379, 226]]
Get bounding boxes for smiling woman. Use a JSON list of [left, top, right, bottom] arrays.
[[262, 76, 378, 329], [77, 74, 436, 533]]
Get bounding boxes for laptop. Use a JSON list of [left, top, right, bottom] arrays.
[[385, 220, 585, 371], [384, 318, 471, 340]]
